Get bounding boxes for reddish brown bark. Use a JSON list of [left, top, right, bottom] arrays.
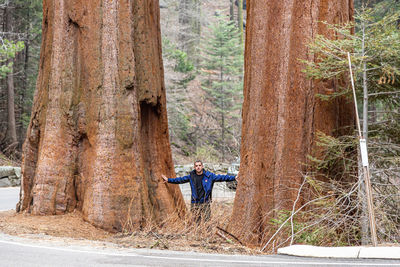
[[17, 0, 185, 232], [230, 0, 355, 246]]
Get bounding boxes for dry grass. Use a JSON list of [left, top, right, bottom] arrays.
[[0, 201, 260, 255], [116, 201, 256, 254]]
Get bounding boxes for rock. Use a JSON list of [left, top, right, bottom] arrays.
[[0, 166, 17, 178], [0, 166, 21, 187], [8, 175, 19, 186], [0, 178, 11, 187], [159, 0, 167, 8], [14, 167, 21, 178]]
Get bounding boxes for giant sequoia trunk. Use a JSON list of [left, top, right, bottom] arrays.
[[230, 0, 355, 245], [17, 0, 186, 232]]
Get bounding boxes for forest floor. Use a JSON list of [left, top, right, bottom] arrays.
[[0, 152, 19, 166], [0, 202, 259, 255]]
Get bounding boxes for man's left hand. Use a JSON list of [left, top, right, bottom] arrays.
[[161, 174, 168, 183]]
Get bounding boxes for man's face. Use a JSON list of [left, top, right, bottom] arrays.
[[194, 162, 203, 174]]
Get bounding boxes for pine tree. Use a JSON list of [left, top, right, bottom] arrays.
[[162, 37, 196, 156], [201, 14, 243, 161], [0, 0, 42, 158], [303, 6, 400, 143], [302, 4, 400, 244]]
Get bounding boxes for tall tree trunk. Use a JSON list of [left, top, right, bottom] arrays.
[[5, 4, 18, 147], [6, 60, 17, 145], [237, 0, 244, 45], [230, 0, 234, 21], [362, 21, 368, 141], [360, 19, 370, 245], [18, 0, 186, 232], [230, 0, 355, 246], [20, 6, 31, 144]]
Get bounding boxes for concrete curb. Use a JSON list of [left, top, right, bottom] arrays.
[[278, 245, 400, 260], [359, 247, 400, 260]]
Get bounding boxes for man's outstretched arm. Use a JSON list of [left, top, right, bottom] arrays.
[[161, 174, 190, 184], [211, 172, 239, 182]]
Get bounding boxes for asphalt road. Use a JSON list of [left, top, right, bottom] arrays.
[[0, 186, 19, 211], [0, 237, 400, 267], [1, 187, 400, 266]]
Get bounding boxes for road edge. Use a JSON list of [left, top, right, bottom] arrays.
[[278, 245, 400, 260]]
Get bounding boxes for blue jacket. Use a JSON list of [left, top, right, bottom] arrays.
[[168, 170, 236, 203]]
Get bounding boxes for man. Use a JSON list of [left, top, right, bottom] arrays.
[[161, 160, 238, 223]]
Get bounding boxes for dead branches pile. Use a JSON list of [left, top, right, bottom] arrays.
[[263, 132, 400, 251]]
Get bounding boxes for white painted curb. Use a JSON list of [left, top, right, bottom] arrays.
[[359, 247, 400, 260], [278, 245, 362, 258]]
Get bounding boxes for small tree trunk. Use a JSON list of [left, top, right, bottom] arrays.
[[20, 7, 31, 142], [360, 17, 371, 246], [5, 5, 18, 147], [6, 60, 17, 145], [220, 66, 225, 161], [237, 0, 244, 45], [230, 0, 234, 21], [362, 21, 368, 141], [359, 158, 370, 245]]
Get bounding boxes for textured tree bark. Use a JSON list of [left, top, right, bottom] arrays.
[[5, 5, 18, 147], [230, 0, 234, 21], [17, 0, 186, 232], [6, 61, 17, 145], [230, 0, 355, 246]]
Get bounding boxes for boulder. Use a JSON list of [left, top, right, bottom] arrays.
[[0, 166, 21, 187]]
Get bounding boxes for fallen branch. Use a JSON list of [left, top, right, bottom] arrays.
[[216, 226, 243, 246], [290, 176, 307, 245], [215, 230, 233, 244], [3, 142, 18, 156], [260, 194, 333, 252]]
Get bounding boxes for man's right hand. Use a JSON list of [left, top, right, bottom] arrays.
[[161, 174, 168, 183]]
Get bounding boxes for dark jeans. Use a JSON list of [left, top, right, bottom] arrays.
[[190, 202, 211, 224]]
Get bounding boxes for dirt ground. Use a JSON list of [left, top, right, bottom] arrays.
[[0, 202, 259, 255], [0, 152, 19, 166]]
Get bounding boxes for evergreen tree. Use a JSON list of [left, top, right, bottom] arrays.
[[0, 40, 24, 77], [162, 37, 196, 157], [201, 14, 243, 161], [178, 0, 201, 66], [0, 0, 42, 157], [302, 5, 400, 243], [303, 7, 400, 142]]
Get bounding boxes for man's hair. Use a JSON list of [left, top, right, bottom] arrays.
[[194, 160, 203, 165]]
